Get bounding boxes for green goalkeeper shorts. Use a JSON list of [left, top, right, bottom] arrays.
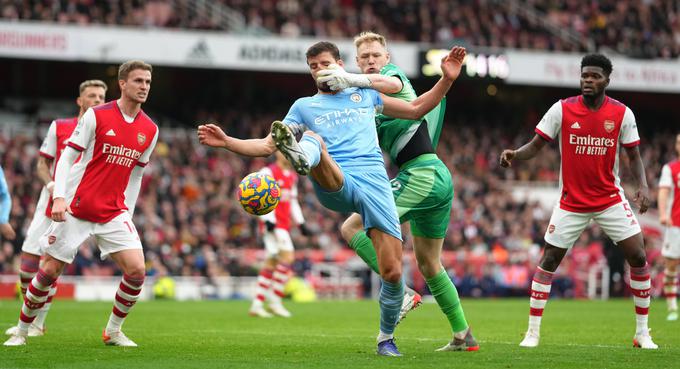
[[391, 153, 453, 239]]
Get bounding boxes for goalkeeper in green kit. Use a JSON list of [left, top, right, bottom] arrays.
[[316, 32, 478, 352]]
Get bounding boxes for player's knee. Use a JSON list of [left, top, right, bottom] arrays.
[[380, 263, 402, 283], [417, 261, 440, 279], [125, 265, 146, 280], [340, 219, 360, 243], [303, 131, 326, 151], [627, 249, 647, 268]]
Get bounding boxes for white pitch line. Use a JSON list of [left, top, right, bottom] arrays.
[[177, 330, 634, 349]]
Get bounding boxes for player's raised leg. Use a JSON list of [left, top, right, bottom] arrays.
[[104, 248, 146, 347]]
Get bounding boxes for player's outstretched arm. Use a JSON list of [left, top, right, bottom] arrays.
[[381, 46, 466, 120], [499, 134, 548, 168], [197, 124, 276, 157], [624, 146, 650, 213]]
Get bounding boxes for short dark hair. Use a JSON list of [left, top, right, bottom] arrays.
[[306, 41, 341, 61], [118, 60, 152, 81], [581, 54, 613, 76]]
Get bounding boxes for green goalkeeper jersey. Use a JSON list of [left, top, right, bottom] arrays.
[[375, 63, 446, 166]]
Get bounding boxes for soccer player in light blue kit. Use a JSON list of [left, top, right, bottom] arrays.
[[198, 41, 465, 356], [0, 166, 16, 241]]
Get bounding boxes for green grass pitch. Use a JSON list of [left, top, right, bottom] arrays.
[[1, 298, 677, 368]]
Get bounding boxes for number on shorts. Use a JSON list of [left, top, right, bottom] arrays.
[[623, 203, 633, 218], [124, 221, 134, 233]]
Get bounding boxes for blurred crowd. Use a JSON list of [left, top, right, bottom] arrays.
[[2, 0, 679, 59], [0, 106, 675, 297]]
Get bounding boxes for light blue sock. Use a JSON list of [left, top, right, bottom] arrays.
[[299, 135, 321, 168], [379, 278, 404, 336]]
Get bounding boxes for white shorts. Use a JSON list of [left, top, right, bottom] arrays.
[[544, 201, 642, 249], [662, 226, 680, 259], [263, 228, 294, 257], [21, 189, 51, 256], [42, 211, 142, 264]]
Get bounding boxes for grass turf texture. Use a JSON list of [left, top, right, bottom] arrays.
[[1, 299, 677, 368]]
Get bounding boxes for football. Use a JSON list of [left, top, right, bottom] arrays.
[[237, 172, 281, 215]]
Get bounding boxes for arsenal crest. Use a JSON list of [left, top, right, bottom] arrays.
[[137, 132, 146, 145], [548, 224, 555, 234], [603, 120, 615, 133]]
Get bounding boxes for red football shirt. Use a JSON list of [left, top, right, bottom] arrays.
[[259, 163, 304, 231], [535, 95, 640, 213], [62, 101, 159, 223], [659, 160, 680, 226], [40, 117, 78, 217]]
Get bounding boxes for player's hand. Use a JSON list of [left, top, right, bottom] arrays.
[[197, 124, 229, 148], [316, 64, 371, 91], [51, 197, 71, 222], [440, 46, 466, 82], [499, 149, 516, 168], [265, 221, 276, 232], [0, 223, 15, 240], [660, 213, 670, 226], [633, 186, 651, 214]]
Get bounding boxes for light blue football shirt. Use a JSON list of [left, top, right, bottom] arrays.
[[0, 166, 11, 224], [282, 87, 385, 170]]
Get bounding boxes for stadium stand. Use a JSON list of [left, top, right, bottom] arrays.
[[1, 0, 678, 58]]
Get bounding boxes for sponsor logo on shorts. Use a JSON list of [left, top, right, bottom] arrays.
[[630, 219, 637, 226], [548, 224, 556, 233]]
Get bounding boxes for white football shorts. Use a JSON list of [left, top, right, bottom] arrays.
[[263, 228, 294, 257], [21, 189, 51, 256], [42, 211, 142, 263], [544, 201, 642, 249], [662, 226, 680, 259]]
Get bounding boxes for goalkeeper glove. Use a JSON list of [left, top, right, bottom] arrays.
[[316, 64, 371, 91]]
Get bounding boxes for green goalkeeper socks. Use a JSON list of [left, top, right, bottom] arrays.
[[349, 231, 380, 274], [426, 269, 469, 334]]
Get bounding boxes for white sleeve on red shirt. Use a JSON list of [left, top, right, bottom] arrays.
[[124, 166, 144, 217], [659, 164, 673, 188], [257, 166, 276, 224], [290, 184, 304, 225], [39, 121, 57, 159], [137, 127, 159, 167], [535, 101, 562, 141], [52, 146, 79, 199], [620, 107, 640, 147], [68, 108, 96, 151]]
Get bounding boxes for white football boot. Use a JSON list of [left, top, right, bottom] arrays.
[[519, 329, 540, 348], [102, 330, 138, 347], [633, 330, 658, 349]]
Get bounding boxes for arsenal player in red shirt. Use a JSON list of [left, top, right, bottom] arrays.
[[4, 61, 158, 347], [249, 151, 309, 318], [658, 133, 680, 321], [5, 80, 107, 339], [500, 54, 657, 349]]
